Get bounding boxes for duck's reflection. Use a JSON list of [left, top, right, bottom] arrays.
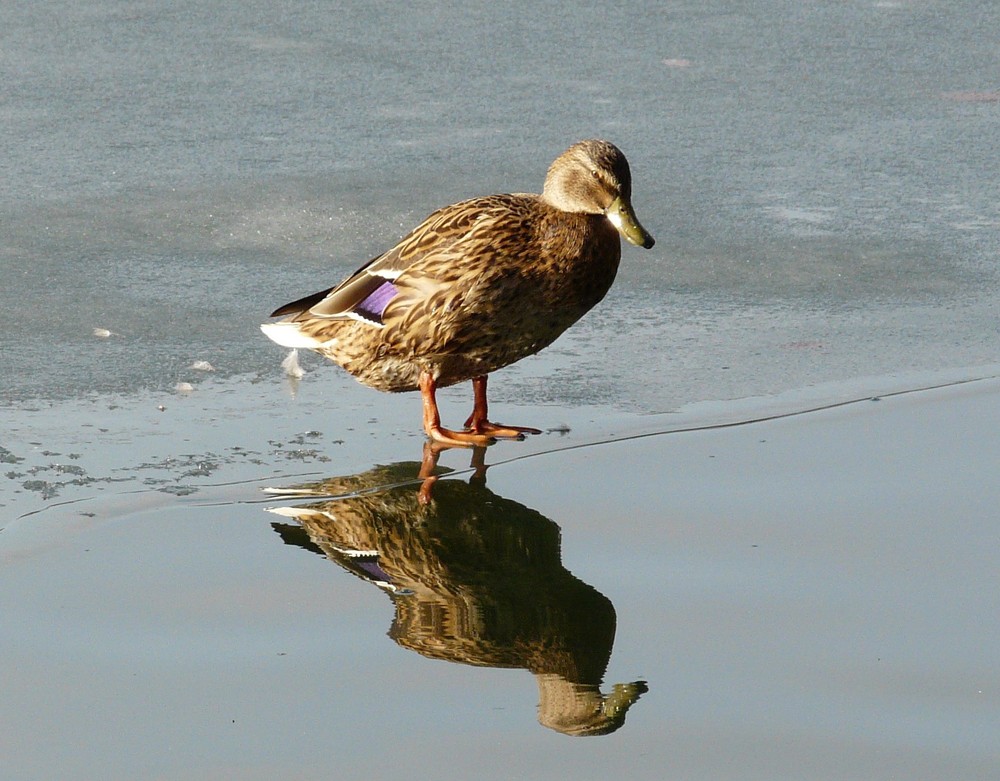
[[268, 445, 647, 736]]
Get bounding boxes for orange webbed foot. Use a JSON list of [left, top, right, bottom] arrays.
[[462, 418, 542, 439], [462, 375, 541, 440], [427, 424, 497, 448]]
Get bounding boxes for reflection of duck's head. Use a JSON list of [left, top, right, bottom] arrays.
[[537, 676, 649, 737], [268, 456, 647, 736]]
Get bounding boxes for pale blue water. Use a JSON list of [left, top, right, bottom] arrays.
[[2, 2, 1000, 779]]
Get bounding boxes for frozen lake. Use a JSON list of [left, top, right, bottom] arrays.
[[3, 0, 999, 408], [3, 2, 999, 779]]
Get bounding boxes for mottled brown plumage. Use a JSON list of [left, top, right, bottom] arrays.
[[261, 139, 654, 446]]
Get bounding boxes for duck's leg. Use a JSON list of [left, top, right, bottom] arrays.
[[419, 370, 495, 447], [416, 442, 490, 504], [416, 441, 441, 504], [463, 375, 542, 438]]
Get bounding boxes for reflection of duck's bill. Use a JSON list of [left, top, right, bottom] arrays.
[[605, 195, 655, 249]]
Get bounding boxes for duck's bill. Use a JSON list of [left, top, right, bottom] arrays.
[[605, 196, 655, 249]]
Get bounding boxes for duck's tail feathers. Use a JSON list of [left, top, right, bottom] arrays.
[[260, 321, 325, 349]]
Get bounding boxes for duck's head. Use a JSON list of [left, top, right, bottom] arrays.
[[541, 139, 655, 249]]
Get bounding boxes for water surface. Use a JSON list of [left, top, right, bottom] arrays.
[[2, 2, 999, 779]]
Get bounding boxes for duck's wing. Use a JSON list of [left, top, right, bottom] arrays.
[[269, 194, 527, 326]]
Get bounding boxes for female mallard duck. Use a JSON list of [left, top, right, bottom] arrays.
[[261, 139, 654, 447]]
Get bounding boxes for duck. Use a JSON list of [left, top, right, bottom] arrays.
[[261, 139, 655, 447]]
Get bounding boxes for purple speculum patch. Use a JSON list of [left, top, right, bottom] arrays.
[[355, 280, 398, 324]]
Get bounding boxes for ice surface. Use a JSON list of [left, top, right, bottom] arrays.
[[2, 1, 999, 409]]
